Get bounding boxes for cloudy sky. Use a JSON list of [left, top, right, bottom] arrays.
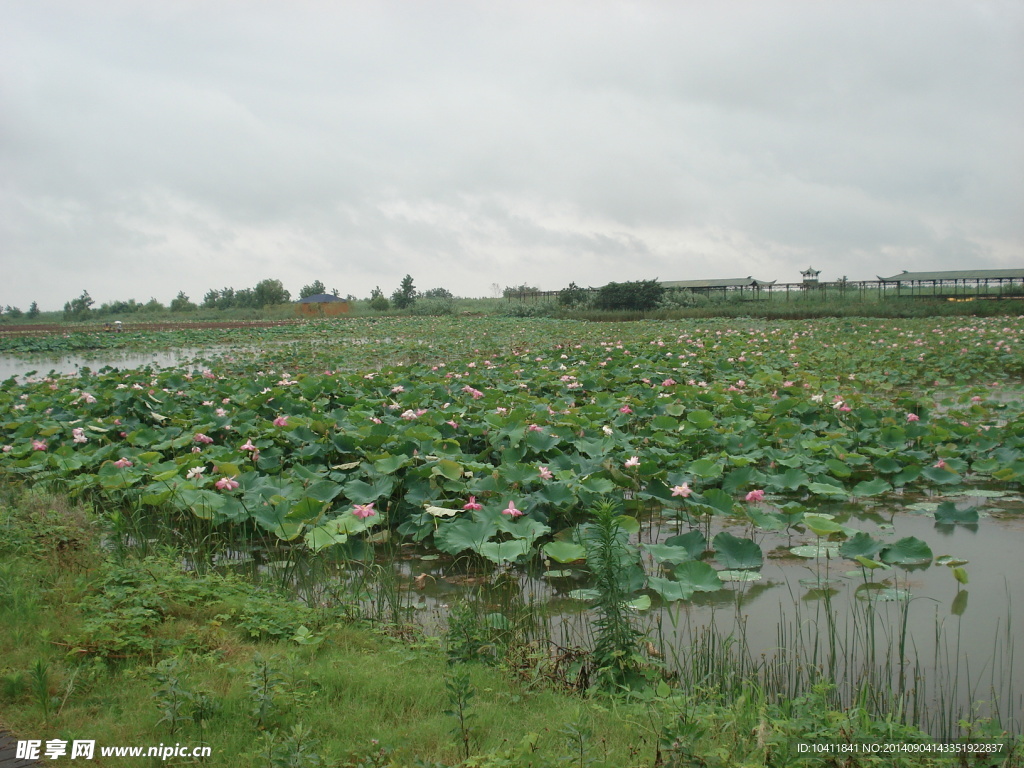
[[2, 1, 1022, 310]]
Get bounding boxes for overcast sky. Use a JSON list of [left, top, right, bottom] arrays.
[[2, 1, 1022, 310]]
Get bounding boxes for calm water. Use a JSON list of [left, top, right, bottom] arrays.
[[0, 348, 230, 381]]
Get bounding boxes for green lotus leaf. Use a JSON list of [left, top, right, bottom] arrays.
[[879, 536, 933, 565], [851, 478, 891, 497], [840, 532, 884, 559], [672, 560, 723, 592], [642, 543, 693, 565], [479, 539, 532, 564], [543, 541, 587, 563], [647, 576, 695, 602], [712, 532, 762, 569], [790, 543, 840, 559], [933, 501, 979, 525]]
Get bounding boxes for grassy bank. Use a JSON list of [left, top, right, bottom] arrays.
[[1, 485, 1020, 767]]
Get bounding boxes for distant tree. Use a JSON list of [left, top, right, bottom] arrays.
[[253, 279, 291, 307], [368, 286, 390, 312], [170, 291, 197, 312], [63, 290, 94, 320], [217, 287, 236, 309], [234, 288, 256, 308], [594, 279, 664, 311], [558, 282, 589, 307], [503, 283, 540, 298], [99, 299, 144, 315], [143, 297, 165, 313], [422, 287, 454, 300], [299, 280, 327, 299], [27, 301, 40, 319], [202, 289, 221, 309], [391, 275, 417, 309], [5, 305, 23, 319]]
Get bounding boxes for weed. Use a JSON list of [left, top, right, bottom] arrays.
[[152, 657, 194, 737], [580, 499, 646, 693], [249, 653, 287, 730], [30, 658, 53, 720], [254, 723, 322, 768], [559, 716, 595, 768], [444, 665, 477, 762]]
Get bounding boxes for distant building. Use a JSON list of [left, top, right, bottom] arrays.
[[295, 294, 350, 317], [801, 267, 821, 285]]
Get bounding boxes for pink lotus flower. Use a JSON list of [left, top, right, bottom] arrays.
[[194, 433, 214, 445], [538, 466, 553, 480], [240, 440, 257, 452], [462, 496, 483, 511], [461, 385, 484, 400], [619, 405, 633, 414], [933, 459, 947, 469], [671, 483, 692, 498], [113, 457, 133, 468], [31, 440, 47, 451], [215, 476, 240, 491], [745, 489, 765, 503], [624, 456, 640, 468], [352, 502, 376, 519], [502, 501, 524, 518], [273, 416, 289, 427], [186, 466, 205, 480], [527, 424, 544, 432], [906, 413, 920, 422], [1, 445, 11, 453], [72, 427, 88, 444]]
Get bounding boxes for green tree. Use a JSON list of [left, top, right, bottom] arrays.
[[558, 282, 590, 307], [170, 291, 196, 312], [368, 286, 390, 312], [422, 287, 454, 300], [234, 288, 256, 308], [299, 280, 327, 299], [391, 275, 417, 309], [253, 279, 291, 307], [594, 279, 664, 311], [63, 290, 94, 320], [27, 301, 39, 319], [216, 287, 236, 309], [503, 283, 540, 298]]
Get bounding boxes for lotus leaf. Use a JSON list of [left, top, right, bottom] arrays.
[[711, 531, 763, 569], [879, 536, 933, 565]]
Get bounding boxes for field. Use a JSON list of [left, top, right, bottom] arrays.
[[1, 314, 1023, 765]]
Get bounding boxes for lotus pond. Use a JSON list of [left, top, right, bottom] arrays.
[[2, 315, 1022, 738]]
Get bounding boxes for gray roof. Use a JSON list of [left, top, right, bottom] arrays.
[[297, 293, 347, 303], [878, 269, 1024, 282], [661, 277, 776, 289]]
